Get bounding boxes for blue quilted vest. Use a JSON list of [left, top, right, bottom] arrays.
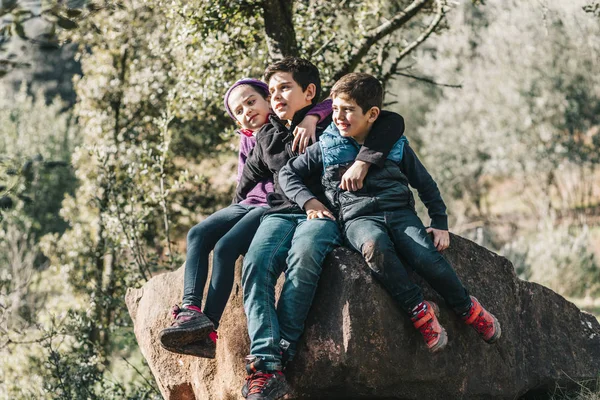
[[319, 123, 415, 223]]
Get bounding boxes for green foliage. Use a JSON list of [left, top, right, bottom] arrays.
[[584, 1, 600, 17], [501, 221, 600, 297], [408, 0, 600, 218]]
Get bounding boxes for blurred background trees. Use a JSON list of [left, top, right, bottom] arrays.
[[1, 0, 599, 397]]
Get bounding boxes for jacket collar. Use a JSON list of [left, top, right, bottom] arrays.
[[290, 104, 314, 129]]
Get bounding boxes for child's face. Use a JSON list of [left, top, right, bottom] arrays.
[[228, 85, 271, 131], [332, 95, 379, 144], [268, 72, 316, 122]]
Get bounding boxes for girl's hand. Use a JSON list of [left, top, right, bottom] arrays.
[[304, 198, 335, 220], [426, 227, 450, 251], [293, 114, 319, 154]]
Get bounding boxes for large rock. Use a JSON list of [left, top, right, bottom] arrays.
[[125, 234, 600, 399]]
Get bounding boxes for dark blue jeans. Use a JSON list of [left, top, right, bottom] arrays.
[[344, 209, 471, 314], [182, 204, 268, 328], [242, 213, 342, 371]]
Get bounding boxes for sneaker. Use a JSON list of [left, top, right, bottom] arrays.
[[167, 330, 218, 358], [462, 296, 501, 343], [159, 304, 214, 354], [242, 357, 289, 399], [411, 301, 448, 353]]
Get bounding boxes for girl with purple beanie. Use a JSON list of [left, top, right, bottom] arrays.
[[159, 78, 329, 358]]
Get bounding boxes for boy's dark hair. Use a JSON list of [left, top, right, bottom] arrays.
[[263, 57, 321, 105], [330, 73, 383, 113]]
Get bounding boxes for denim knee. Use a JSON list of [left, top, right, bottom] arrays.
[[213, 237, 242, 266], [187, 224, 211, 250], [360, 235, 396, 275], [286, 245, 321, 273]]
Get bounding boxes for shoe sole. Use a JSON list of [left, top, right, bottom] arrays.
[[427, 302, 448, 353], [159, 318, 214, 349], [247, 382, 289, 400], [160, 340, 216, 358]]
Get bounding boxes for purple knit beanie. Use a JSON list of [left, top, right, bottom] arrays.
[[224, 78, 270, 121]]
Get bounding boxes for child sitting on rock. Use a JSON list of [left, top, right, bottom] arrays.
[[279, 72, 501, 352], [158, 78, 330, 358]]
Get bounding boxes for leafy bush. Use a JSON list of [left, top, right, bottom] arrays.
[[501, 221, 600, 297]]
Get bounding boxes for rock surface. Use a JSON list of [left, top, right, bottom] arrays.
[[125, 234, 600, 399]]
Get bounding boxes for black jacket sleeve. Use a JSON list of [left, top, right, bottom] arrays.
[[279, 142, 323, 210], [399, 143, 448, 230], [357, 111, 405, 168], [235, 142, 271, 203]]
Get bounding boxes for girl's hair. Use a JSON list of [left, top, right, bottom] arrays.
[[224, 78, 270, 120]]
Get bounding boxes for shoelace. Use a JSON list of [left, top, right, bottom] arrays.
[[471, 311, 493, 335], [170, 305, 196, 325], [417, 319, 438, 342], [171, 305, 182, 319], [247, 372, 274, 395]]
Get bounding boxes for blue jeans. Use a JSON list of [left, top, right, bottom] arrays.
[[344, 209, 471, 314], [242, 213, 342, 371], [182, 204, 268, 328]]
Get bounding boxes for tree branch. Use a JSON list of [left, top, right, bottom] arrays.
[[332, 0, 433, 81], [389, 71, 462, 88], [382, 0, 446, 85]]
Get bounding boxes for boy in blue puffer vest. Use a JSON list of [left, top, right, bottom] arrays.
[[279, 72, 501, 352]]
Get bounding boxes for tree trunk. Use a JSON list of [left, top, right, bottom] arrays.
[[262, 0, 299, 60]]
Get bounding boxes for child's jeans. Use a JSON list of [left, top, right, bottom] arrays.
[[182, 203, 268, 328], [242, 213, 342, 372], [344, 209, 471, 314]]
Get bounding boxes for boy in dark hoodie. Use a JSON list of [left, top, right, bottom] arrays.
[[238, 58, 404, 400]]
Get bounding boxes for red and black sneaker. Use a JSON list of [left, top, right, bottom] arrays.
[[242, 357, 289, 399], [411, 301, 448, 353], [159, 304, 214, 355], [462, 296, 501, 343]]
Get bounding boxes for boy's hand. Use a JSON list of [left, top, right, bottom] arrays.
[[293, 114, 319, 154], [426, 227, 450, 251], [304, 198, 335, 220], [340, 160, 370, 191]]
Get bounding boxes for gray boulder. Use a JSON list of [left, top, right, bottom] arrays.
[[125, 234, 600, 399]]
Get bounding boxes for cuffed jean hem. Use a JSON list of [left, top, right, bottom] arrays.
[[250, 357, 283, 372]]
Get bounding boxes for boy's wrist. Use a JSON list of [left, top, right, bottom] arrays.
[[430, 217, 448, 231], [299, 195, 318, 211]]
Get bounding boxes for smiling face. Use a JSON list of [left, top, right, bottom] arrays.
[[227, 85, 271, 131], [332, 95, 379, 144], [268, 72, 316, 122]]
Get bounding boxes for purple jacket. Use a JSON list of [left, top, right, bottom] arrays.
[[237, 132, 274, 206]]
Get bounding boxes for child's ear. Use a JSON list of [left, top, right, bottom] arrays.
[[304, 83, 317, 102], [368, 107, 381, 122]]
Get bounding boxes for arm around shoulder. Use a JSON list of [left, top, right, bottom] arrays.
[[357, 110, 405, 167]]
